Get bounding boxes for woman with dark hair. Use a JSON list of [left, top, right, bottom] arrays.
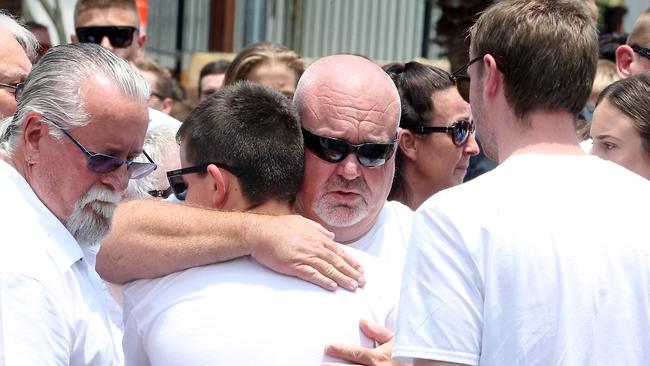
[[590, 72, 650, 180], [223, 42, 305, 99], [384, 61, 479, 210]]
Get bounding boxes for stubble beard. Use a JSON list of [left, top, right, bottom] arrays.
[[312, 175, 371, 228]]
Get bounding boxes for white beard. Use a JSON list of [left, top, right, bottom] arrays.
[[64, 185, 121, 247]]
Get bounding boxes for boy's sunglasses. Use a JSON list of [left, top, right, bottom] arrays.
[[167, 162, 243, 201], [76, 26, 138, 48], [404, 118, 475, 147], [632, 45, 650, 61], [47, 118, 157, 179], [302, 127, 397, 168]]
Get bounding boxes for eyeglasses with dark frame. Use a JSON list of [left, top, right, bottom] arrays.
[[75, 26, 138, 48], [449, 54, 505, 102], [404, 118, 476, 147], [166, 163, 243, 201], [632, 45, 650, 61], [45, 117, 157, 179], [0, 82, 25, 102], [301, 127, 397, 168]]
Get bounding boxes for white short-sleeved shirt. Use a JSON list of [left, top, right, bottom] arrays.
[[123, 247, 397, 366], [393, 154, 650, 366], [0, 160, 121, 365], [147, 107, 181, 130]]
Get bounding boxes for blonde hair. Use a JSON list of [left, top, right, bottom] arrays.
[[223, 42, 305, 86]]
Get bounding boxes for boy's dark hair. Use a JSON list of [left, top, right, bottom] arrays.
[[178, 81, 304, 206]]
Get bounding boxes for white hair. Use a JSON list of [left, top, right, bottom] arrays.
[[0, 10, 38, 60], [0, 43, 149, 158], [125, 122, 180, 199]]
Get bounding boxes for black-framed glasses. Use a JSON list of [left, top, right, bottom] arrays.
[[632, 45, 650, 61], [405, 118, 475, 147], [76, 26, 138, 48], [302, 127, 397, 168], [0, 82, 24, 102], [449, 55, 505, 102], [166, 163, 243, 200], [45, 118, 157, 179], [148, 187, 173, 199]]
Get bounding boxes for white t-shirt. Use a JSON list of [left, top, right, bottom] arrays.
[[393, 154, 650, 366], [0, 160, 121, 365], [123, 247, 397, 366], [147, 107, 181, 130]]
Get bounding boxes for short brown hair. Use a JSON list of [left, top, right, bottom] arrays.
[[223, 42, 305, 86], [470, 0, 598, 120], [74, 0, 138, 26], [627, 8, 650, 47], [134, 57, 174, 99], [597, 72, 650, 154]]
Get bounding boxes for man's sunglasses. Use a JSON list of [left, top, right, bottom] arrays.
[[0, 82, 24, 101], [404, 118, 475, 147], [76, 26, 138, 48], [449, 54, 505, 103], [632, 45, 650, 61], [46, 118, 157, 179], [166, 162, 243, 201], [302, 127, 397, 168]]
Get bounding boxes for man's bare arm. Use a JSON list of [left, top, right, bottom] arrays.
[[97, 199, 364, 291]]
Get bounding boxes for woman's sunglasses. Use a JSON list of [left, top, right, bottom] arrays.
[[47, 118, 157, 179], [76, 26, 138, 48], [301, 127, 397, 168], [166, 163, 243, 200], [405, 118, 475, 147]]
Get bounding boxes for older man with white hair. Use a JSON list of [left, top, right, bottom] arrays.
[[0, 11, 36, 120], [0, 43, 152, 364]]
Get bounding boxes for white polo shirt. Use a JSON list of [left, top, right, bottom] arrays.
[[0, 160, 120, 365]]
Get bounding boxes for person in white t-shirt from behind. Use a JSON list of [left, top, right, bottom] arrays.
[[122, 81, 398, 366], [394, 1, 650, 365]]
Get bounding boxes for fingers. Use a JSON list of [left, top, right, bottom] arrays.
[[323, 343, 374, 365], [294, 264, 338, 291], [305, 219, 336, 239], [321, 242, 366, 288], [359, 319, 394, 345]]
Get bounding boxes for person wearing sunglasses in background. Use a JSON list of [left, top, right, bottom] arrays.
[[615, 7, 650, 78], [72, 0, 181, 132], [122, 81, 397, 365], [393, 1, 650, 365], [0, 43, 152, 365], [384, 61, 479, 210], [0, 11, 35, 120]]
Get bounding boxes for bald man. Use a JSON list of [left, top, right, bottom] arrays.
[[100, 55, 412, 364], [0, 11, 36, 120]]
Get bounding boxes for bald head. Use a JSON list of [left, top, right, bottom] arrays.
[[294, 55, 401, 138]]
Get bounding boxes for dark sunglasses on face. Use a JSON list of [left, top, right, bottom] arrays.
[[449, 55, 505, 103], [405, 118, 476, 147], [166, 162, 243, 201], [148, 187, 173, 199], [632, 45, 650, 61], [46, 118, 157, 179], [0, 82, 24, 102], [76, 26, 138, 48], [301, 127, 397, 168]]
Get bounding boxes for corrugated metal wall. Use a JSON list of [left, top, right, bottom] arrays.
[[146, 0, 211, 71]]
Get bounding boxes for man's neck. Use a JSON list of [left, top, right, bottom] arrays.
[[496, 109, 585, 163], [233, 199, 294, 217]]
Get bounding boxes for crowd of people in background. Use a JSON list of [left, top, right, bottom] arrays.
[[1, 0, 650, 365]]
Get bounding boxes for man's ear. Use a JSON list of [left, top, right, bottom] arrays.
[[136, 33, 147, 59], [22, 112, 47, 163], [398, 130, 418, 161], [615, 45, 634, 79], [483, 54, 502, 98], [71, 34, 79, 44], [206, 164, 227, 209], [162, 97, 174, 115]]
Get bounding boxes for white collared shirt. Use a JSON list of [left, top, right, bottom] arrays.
[[0, 160, 121, 365]]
